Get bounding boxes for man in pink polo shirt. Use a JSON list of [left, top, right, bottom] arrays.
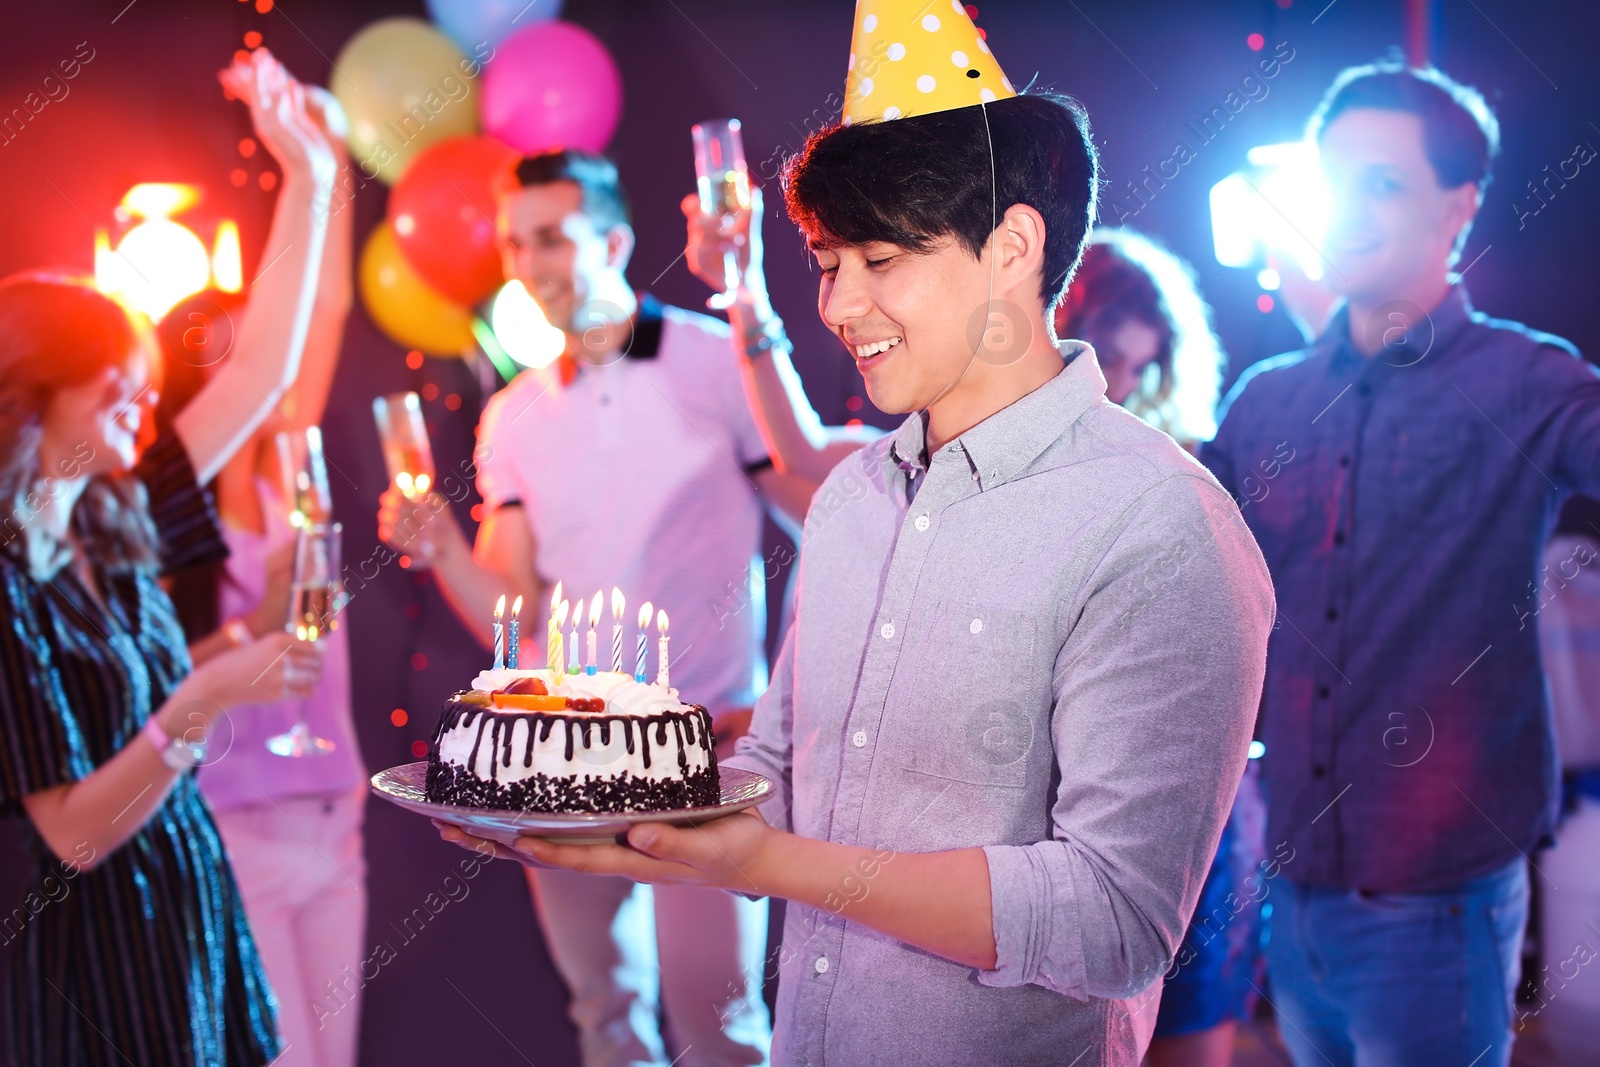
[[380, 149, 817, 1067]]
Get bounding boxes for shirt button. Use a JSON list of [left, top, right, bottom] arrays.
[[914, 514, 930, 532], [1338, 455, 1351, 468], [969, 618, 983, 634], [814, 956, 830, 974], [1317, 685, 1331, 699], [1333, 532, 1346, 547], [1325, 607, 1339, 621], [1312, 765, 1327, 779], [879, 622, 895, 640], [852, 731, 867, 748]]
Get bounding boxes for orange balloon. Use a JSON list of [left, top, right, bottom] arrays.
[[359, 221, 475, 356]]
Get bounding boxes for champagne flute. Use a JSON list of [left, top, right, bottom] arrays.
[[692, 118, 752, 310], [266, 522, 342, 758], [274, 426, 333, 528], [372, 392, 437, 503]]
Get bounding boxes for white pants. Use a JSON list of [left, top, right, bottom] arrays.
[[1533, 534, 1600, 1061], [526, 867, 771, 1067], [213, 789, 368, 1067]]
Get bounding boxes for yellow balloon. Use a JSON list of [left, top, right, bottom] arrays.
[[332, 17, 483, 185], [359, 222, 475, 356]]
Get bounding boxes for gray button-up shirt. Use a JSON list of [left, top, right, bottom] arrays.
[[1201, 286, 1600, 893], [723, 345, 1275, 1066]]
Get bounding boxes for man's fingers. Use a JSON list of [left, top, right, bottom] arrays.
[[437, 824, 528, 864], [512, 836, 691, 882]]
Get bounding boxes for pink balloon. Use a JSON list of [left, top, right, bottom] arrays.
[[482, 21, 622, 154]]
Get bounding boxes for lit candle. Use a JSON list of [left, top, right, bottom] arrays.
[[656, 609, 670, 689], [507, 595, 523, 669], [610, 587, 625, 673], [553, 599, 569, 679], [567, 604, 580, 676], [492, 594, 506, 670], [586, 591, 602, 675], [546, 581, 563, 673], [635, 601, 653, 682]]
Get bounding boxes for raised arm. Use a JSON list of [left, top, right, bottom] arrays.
[[683, 189, 881, 485], [174, 50, 336, 485], [276, 86, 355, 430]]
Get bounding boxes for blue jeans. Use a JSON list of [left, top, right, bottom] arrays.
[[1265, 858, 1528, 1067]]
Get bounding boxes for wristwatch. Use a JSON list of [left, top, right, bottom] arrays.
[[742, 316, 792, 361], [142, 715, 208, 771]]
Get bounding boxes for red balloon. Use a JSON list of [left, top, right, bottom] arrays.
[[388, 135, 521, 307]]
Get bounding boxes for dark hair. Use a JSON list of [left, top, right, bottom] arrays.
[[512, 149, 632, 232], [783, 91, 1099, 309], [1055, 229, 1224, 442], [0, 272, 161, 576], [1309, 61, 1499, 191]]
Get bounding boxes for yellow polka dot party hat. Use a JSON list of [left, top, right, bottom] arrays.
[[843, 0, 1017, 124]]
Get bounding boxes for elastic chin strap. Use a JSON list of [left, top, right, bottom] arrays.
[[924, 100, 999, 415]]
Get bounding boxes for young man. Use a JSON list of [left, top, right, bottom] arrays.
[[441, 5, 1275, 1063], [381, 150, 819, 1067], [1200, 64, 1600, 1066]]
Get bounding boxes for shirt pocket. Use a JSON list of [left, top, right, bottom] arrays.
[[891, 600, 1045, 789], [1373, 421, 1483, 529]]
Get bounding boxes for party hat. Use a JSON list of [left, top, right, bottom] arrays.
[[843, 0, 1016, 125]]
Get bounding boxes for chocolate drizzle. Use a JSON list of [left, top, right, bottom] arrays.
[[426, 760, 720, 813], [427, 695, 720, 813]]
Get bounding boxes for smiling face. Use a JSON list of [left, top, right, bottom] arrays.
[[499, 180, 632, 335], [39, 350, 153, 478], [1317, 108, 1479, 304], [812, 234, 1007, 416]]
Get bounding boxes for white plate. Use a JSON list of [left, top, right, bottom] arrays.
[[370, 762, 773, 846]]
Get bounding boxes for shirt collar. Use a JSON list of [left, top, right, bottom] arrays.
[[886, 340, 1106, 491], [1317, 284, 1476, 370], [621, 292, 666, 359]]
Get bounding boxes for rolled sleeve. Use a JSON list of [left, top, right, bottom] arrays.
[[721, 621, 796, 834], [978, 474, 1274, 1001]]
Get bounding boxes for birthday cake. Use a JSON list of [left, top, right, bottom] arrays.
[[424, 667, 720, 814]]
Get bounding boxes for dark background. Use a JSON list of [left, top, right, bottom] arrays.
[[1, 0, 1597, 1062]]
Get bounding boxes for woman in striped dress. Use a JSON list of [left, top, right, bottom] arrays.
[[0, 49, 335, 1065]]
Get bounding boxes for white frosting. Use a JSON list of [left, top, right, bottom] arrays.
[[441, 669, 709, 784], [471, 668, 686, 716]]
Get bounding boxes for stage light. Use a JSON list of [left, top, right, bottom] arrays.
[[1209, 140, 1328, 282], [489, 280, 564, 370], [120, 182, 200, 219], [1257, 266, 1281, 291], [95, 183, 241, 321], [213, 220, 242, 293]]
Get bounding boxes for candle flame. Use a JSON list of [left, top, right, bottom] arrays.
[[549, 580, 563, 615], [555, 599, 569, 628], [588, 591, 603, 628], [611, 586, 625, 619], [511, 595, 523, 617], [493, 594, 505, 620], [657, 609, 669, 634], [637, 601, 653, 629]]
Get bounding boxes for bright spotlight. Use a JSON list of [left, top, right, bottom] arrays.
[[489, 280, 565, 370], [1209, 140, 1328, 282]]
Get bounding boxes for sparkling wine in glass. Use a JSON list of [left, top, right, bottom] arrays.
[[266, 522, 342, 758], [692, 118, 752, 310], [372, 392, 437, 502], [274, 427, 333, 528]]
